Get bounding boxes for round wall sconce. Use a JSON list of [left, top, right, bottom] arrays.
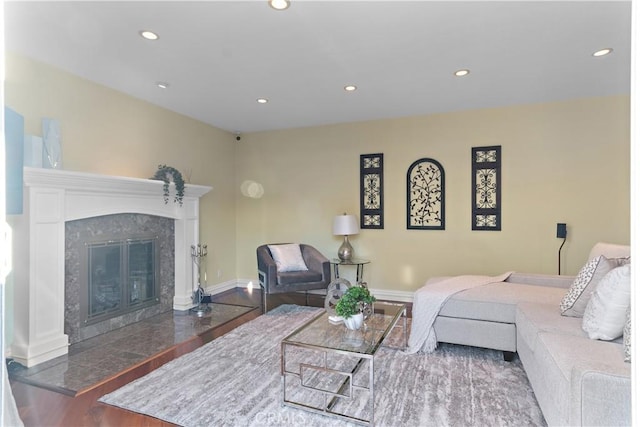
[[241, 180, 265, 199]]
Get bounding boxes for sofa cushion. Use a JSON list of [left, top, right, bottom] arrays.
[[439, 281, 566, 324], [506, 272, 575, 288], [582, 264, 631, 340], [525, 332, 630, 425], [276, 270, 322, 285], [546, 333, 630, 425], [434, 316, 516, 352], [560, 256, 619, 317], [516, 302, 586, 353]]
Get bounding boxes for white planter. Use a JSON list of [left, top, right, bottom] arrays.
[[344, 312, 364, 330]]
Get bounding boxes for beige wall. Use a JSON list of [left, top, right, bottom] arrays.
[[236, 96, 630, 291], [4, 52, 631, 298], [5, 52, 238, 288]]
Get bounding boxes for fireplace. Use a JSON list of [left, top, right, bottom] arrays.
[[10, 168, 211, 367], [83, 235, 159, 323], [65, 213, 175, 344], [84, 236, 159, 321]]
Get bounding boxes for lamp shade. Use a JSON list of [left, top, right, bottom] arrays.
[[333, 214, 359, 236]]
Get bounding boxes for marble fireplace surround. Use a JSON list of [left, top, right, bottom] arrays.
[[11, 167, 211, 367]]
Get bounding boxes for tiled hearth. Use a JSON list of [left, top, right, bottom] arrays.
[[10, 302, 258, 395]]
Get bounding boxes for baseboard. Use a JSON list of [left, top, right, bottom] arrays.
[[368, 287, 414, 303], [231, 279, 414, 303], [203, 280, 240, 295]]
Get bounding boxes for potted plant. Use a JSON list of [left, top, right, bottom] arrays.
[[151, 164, 185, 206], [335, 286, 376, 330]]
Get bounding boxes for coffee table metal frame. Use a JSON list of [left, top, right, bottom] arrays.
[[280, 302, 407, 426]]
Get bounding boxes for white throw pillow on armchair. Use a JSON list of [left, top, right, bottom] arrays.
[[582, 264, 631, 340], [268, 244, 309, 272]]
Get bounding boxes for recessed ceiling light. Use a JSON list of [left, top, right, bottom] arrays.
[[156, 82, 169, 89], [269, 0, 290, 10], [344, 85, 357, 92], [140, 30, 159, 41], [257, 98, 269, 104], [593, 48, 613, 57], [454, 69, 470, 77]]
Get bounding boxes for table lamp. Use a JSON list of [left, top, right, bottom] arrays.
[[333, 213, 359, 261]]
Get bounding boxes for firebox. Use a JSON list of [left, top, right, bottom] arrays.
[[80, 234, 160, 325]]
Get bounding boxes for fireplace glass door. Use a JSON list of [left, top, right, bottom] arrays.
[[83, 236, 159, 325]]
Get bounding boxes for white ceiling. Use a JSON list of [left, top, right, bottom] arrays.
[[4, 1, 632, 133]]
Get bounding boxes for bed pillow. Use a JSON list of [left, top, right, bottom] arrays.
[[268, 244, 308, 272], [582, 264, 631, 340], [560, 255, 619, 317]]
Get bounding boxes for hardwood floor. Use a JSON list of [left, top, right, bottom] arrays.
[[11, 288, 264, 427], [10, 288, 411, 426]]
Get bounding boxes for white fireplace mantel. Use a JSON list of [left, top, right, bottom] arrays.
[[9, 167, 212, 367]]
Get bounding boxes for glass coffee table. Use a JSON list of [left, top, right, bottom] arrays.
[[281, 302, 406, 426]]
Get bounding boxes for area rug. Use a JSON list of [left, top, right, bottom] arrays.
[[99, 305, 546, 427]]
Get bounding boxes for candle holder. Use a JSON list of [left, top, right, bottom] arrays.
[[190, 243, 212, 316]]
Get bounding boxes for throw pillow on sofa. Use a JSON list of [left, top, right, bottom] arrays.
[[560, 255, 619, 317], [582, 264, 631, 340]]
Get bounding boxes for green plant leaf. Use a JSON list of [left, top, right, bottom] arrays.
[[334, 286, 375, 318]]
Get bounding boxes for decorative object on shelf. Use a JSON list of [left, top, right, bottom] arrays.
[[335, 285, 376, 330], [42, 118, 62, 169], [332, 213, 359, 261], [190, 243, 211, 316], [471, 146, 501, 230], [151, 164, 185, 206], [325, 278, 352, 316], [24, 135, 43, 167], [407, 158, 445, 230], [360, 153, 384, 229]]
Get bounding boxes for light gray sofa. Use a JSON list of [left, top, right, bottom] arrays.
[[431, 243, 631, 426]]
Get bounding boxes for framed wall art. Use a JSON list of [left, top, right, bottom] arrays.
[[360, 153, 384, 229], [471, 145, 501, 230], [407, 158, 445, 230]]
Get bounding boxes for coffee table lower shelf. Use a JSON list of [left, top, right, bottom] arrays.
[[282, 347, 375, 425], [280, 303, 407, 426]]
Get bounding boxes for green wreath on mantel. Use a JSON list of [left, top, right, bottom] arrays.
[[151, 164, 185, 206]]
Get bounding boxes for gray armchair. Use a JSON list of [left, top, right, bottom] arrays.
[[257, 243, 331, 312]]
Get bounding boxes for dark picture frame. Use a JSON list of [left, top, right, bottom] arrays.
[[360, 153, 384, 229], [407, 158, 445, 230], [471, 145, 502, 231]]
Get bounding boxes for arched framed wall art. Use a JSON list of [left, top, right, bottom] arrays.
[[407, 158, 445, 230]]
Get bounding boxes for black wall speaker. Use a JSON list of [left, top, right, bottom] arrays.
[[556, 223, 567, 239]]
